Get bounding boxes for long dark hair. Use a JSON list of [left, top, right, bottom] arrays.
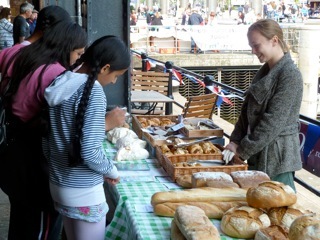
[[9, 22, 87, 97], [69, 35, 131, 167], [34, 5, 71, 33]]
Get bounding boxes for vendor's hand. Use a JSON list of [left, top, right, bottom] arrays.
[[104, 176, 120, 185], [105, 107, 126, 131], [222, 149, 235, 164], [224, 141, 238, 153]]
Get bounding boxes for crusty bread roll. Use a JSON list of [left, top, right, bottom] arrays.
[[192, 172, 234, 188], [288, 214, 320, 240], [246, 181, 297, 209], [174, 205, 221, 240], [230, 170, 270, 189], [151, 187, 247, 206], [221, 206, 271, 239], [206, 179, 239, 188], [154, 201, 248, 219], [171, 220, 186, 240], [187, 144, 203, 154], [176, 175, 192, 188], [268, 205, 308, 230], [254, 225, 288, 240]]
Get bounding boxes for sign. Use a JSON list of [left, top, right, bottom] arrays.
[[188, 25, 251, 51], [299, 121, 320, 177]]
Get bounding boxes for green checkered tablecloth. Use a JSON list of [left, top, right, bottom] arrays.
[[104, 138, 248, 240]]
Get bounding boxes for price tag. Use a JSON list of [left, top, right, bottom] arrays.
[[170, 122, 185, 132]]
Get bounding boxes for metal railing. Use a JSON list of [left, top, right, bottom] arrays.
[[130, 24, 300, 55]]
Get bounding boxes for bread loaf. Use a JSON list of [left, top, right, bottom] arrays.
[[171, 220, 186, 240], [230, 170, 270, 189], [176, 175, 192, 188], [268, 205, 308, 230], [246, 181, 297, 209], [151, 187, 247, 206], [174, 205, 221, 240], [206, 179, 239, 188], [191, 172, 235, 188], [288, 214, 320, 240], [154, 201, 248, 218], [221, 206, 271, 239], [254, 225, 288, 240]]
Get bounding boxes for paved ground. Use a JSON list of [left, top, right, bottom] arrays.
[[0, 189, 9, 240]]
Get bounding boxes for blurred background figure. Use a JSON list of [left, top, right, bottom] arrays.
[[0, 7, 13, 49], [13, 2, 34, 44], [27, 9, 38, 35]]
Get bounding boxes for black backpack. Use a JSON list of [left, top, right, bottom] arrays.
[[0, 82, 10, 154]]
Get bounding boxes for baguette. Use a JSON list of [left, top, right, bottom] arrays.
[[246, 181, 297, 209], [174, 205, 221, 240], [154, 201, 248, 219], [171, 220, 186, 240], [151, 187, 247, 206]]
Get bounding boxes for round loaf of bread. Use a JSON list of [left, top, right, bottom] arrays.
[[288, 214, 320, 240], [268, 205, 307, 230], [176, 175, 192, 188], [246, 181, 297, 209], [221, 206, 271, 239], [254, 225, 288, 240]]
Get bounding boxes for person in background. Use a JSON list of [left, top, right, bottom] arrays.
[[0, 7, 13, 49], [12, 2, 33, 44], [27, 9, 38, 35], [188, 8, 204, 53], [43, 35, 130, 240], [207, 11, 218, 26], [223, 19, 303, 192], [0, 16, 87, 239]]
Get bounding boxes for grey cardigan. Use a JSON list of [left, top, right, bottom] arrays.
[[230, 53, 303, 178]]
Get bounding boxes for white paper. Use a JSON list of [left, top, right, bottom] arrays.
[[134, 204, 154, 213], [162, 182, 182, 190]]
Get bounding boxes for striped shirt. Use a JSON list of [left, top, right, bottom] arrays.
[[44, 71, 118, 206], [0, 18, 13, 49]]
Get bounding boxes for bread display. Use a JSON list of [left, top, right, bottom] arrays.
[[160, 142, 222, 156], [154, 201, 248, 219], [151, 187, 247, 206], [191, 172, 236, 188], [171, 220, 186, 240], [230, 170, 270, 189], [137, 116, 174, 128], [268, 205, 308, 230], [288, 214, 320, 240], [176, 175, 192, 188], [254, 225, 288, 240], [174, 205, 221, 240], [221, 206, 271, 239], [246, 181, 297, 209]]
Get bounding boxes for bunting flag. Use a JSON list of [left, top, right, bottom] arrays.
[[183, 73, 206, 87], [145, 60, 152, 71], [207, 85, 243, 107], [172, 69, 184, 85]]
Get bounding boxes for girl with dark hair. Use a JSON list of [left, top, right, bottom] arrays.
[[43, 35, 130, 240], [0, 21, 87, 239]]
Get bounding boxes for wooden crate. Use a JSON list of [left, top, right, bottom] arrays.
[[131, 115, 178, 141], [156, 145, 247, 181], [181, 118, 224, 138]]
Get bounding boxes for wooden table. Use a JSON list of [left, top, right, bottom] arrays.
[[131, 91, 175, 115]]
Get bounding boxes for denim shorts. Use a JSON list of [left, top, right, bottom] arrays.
[[54, 201, 108, 223]]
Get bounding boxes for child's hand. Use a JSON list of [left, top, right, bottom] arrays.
[[104, 176, 120, 185], [105, 107, 126, 131]]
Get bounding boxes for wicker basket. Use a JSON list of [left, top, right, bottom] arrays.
[[156, 145, 248, 181]]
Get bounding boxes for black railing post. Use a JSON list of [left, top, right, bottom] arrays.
[[203, 75, 215, 94], [165, 61, 174, 115], [141, 53, 148, 72]]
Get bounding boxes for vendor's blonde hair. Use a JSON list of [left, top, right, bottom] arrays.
[[248, 19, 289, 53]]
